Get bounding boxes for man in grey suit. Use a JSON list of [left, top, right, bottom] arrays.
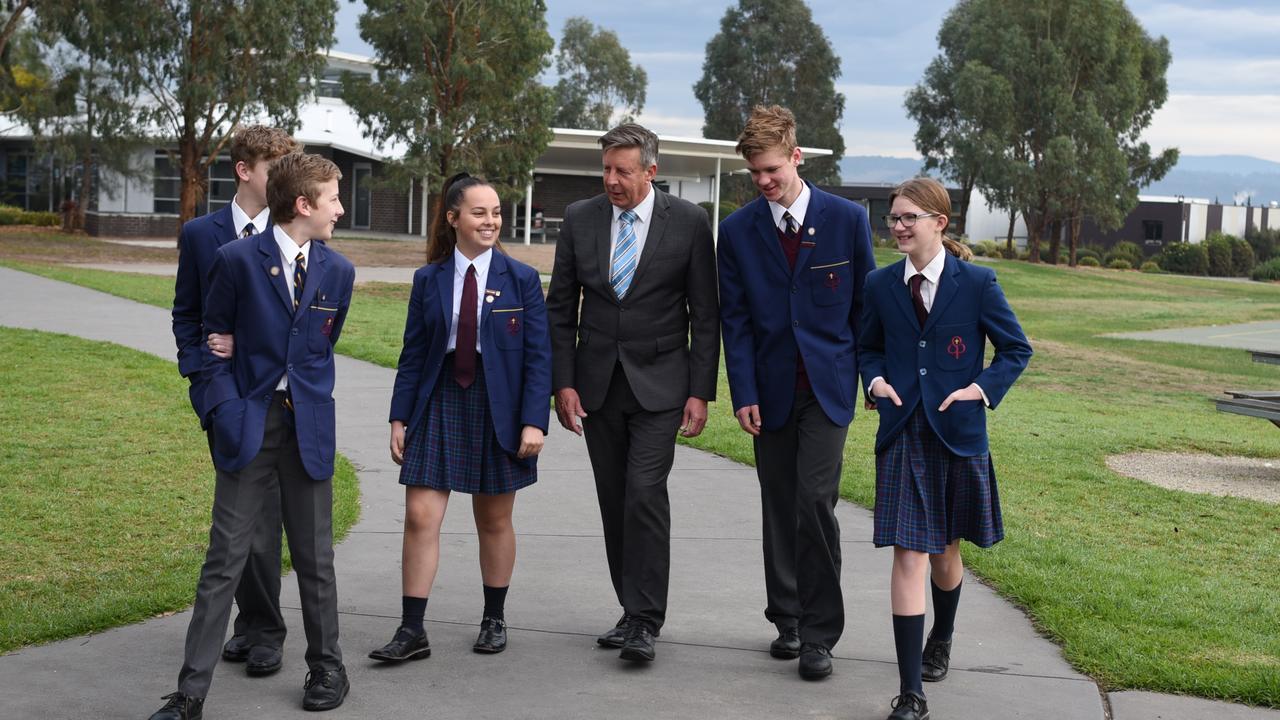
[[547, 123, 719, 663]]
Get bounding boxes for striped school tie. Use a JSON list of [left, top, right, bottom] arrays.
[[241, 223, 255, 238], [782, 211, 798, 238], [610, 209, 639, 298], [293, 252, 306, 311]]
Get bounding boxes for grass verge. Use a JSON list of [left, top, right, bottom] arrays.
[[0, 327, 359, 652], [3, 252, 1279, 704]]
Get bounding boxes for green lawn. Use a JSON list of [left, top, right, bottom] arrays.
[[3, 255, 1279, 705], [0, 327, 360, 652]]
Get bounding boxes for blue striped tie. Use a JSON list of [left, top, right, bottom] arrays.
[[610, 209, 639, 298], [293, 252, 306, 311]]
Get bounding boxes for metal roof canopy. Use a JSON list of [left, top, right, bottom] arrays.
[[520, 128, 834, 243]]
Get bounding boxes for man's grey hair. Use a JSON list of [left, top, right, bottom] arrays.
[[599, 123, 659, 168]]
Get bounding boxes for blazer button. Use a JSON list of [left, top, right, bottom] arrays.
[[919, 368, 928, 376], [263, 395, 271, 403], [792, 285, 798, 293], [292, 328, 299, 336], [793, 320, 799, 327], [918, 340, 927, 348], [287, 363, 294, 372]]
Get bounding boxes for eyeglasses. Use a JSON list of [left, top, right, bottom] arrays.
[[882, 212, 940, 228]]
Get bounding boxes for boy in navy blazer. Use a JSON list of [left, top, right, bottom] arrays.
[[717, 106, 876, 681], [150, 153, 354, 720], [171, 124, 299, 678]]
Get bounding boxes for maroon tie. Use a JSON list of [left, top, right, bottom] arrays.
[[455, 265, 478, 388], [909, 273, 928, 328]]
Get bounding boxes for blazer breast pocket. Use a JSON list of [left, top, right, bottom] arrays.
[[809, 259, 852, 307], [307, 301, 341, 352], [492, 307, 524, 350], [935, 322, 979, 373]]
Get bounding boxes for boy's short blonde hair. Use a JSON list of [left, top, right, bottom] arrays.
[[230, 125, 301, 171], [267, 153, 342, 223], [735, 105, 798, 159]]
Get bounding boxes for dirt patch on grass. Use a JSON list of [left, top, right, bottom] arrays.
[[1023, 338, 1224, 393], [326, 237, 557, 273], [1106, 451, 1280, 504], [0, 228, 175, 264]]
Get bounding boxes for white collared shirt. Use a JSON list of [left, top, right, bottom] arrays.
[[448, 247, 493, 353], [608, 183, 657, 264], [768, 182, 812, 232], [272, 225, 311, 391], [230, 195, 270, 238]]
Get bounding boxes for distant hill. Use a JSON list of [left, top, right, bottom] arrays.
[[839, 154, 1280, 205]]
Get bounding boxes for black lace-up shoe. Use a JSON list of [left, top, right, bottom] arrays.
[[302, 665, 349, 711], [368, 625, 431, 663], [147, 692, 203, 720]]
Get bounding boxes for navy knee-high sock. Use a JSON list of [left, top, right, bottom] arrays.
[[483, 585, 508, 620], [402, 595, 428, 632], [930, 579, 962, 641], [893, 614, 926, 696]]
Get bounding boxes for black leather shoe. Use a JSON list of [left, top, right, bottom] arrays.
[[302, 665, 349, 712], [596, 614, 631, 648], [148, 692, 203, 720], [368, 625, 431, 663], [798, 643, 833, 680], [921, 633, 951, 682], [769, 624, 801, 659], [246, 644, 283, 676], [221, 635, 250, 662], [619, 622, 656, 662], [887, 691, 930, 720], [473, 616, 508, 654]]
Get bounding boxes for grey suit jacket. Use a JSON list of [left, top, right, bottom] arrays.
[[546, 186, 719, 412]]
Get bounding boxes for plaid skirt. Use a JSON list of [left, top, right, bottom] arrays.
[[399, 354, 537, 495], [873, 406, 1003, 554]]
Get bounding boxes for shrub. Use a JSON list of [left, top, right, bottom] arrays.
[[1075, 246, 1102, 262], [1108, 258, 1132, 270], [1159, 242, 1209, 275], [1251, 257, 1280, 282], [1104, 240, 1143, 267], [0, 204, 59, 226], [1078, 256, 1101, 267], [697, 200, 740, 222], [1230, 236, 1255, 276], [1246, 227, 1278, 263], [1204, 232, 1235, 276], [974, 239, 1002, 258], [1140, 260, 1163, 273]]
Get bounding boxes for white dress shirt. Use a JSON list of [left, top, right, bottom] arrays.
[[272, 225, 311, 391], [448, 247, 493, 353], [230, 194, 270, 238], [768, 182, 812, 232], [608, 183, 658, 263]]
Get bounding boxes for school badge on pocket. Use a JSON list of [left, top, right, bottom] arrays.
[[948, 336, 966, 359], [322, 315, 335, 336], [507, 316, 521, 335]]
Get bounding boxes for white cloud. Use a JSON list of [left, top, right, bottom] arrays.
[[1167, 57, 1280, 93], [1143, 93, 1280, 162], [1139, 2, 1280, 38], [632, 111, 705, 138], [629, 51, 705, 65]]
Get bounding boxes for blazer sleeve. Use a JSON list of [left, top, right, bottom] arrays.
[[857, 273, 888, 392], [200, 248, 240, 423], [545, 207, 583, 392], [716, 224, 758, 411], [172, 224, 204, 379], [518, 266, 552, 433], [389, 271, 430, 423], [974, 271, 1032, 409], [685, 208, 720, 401], [849, 204, 877, 358], [327, 264, 355, 346]]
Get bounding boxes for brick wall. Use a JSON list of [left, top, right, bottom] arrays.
[[528, 174, 602, 220], [86, 211, 180, 238]]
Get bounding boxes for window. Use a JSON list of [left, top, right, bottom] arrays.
[[155, 151, 238, 215], [1143, 220, 1163, 241]]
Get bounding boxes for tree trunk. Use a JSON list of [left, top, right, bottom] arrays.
[[955, 174, 973, 238], [76, 153, 93, 231], [1048, 218, 1062, 265], [1005, 211, 1017, 257], [177, 135, 206, 229], [0, 0, 32, 61], [1068, 203, 1082, 266]]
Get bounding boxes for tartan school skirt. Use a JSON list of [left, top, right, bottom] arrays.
[[873, 406, 1003, 554], [399, 353, 537, 495]]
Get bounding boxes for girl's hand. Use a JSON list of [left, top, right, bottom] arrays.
[[938, 383, 984, 411], [390, 420, 406, 465], [517, 425, 545, 459], [871, 379, 903, 407]]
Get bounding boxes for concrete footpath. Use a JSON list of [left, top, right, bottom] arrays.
[[0, 265, 1273, 720]]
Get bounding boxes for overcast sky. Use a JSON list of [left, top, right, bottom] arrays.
[[333, 0, 1280, 162]]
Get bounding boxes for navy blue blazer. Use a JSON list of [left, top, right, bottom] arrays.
[[172, 204, 243, 424], [858, 253, 1032, 457], [388, 251, 552, 464], [718, 182, 877, 431], [201, 231, 355, 480]]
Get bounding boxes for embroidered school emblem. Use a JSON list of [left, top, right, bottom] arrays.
[[825, 272, 841, 290], [322, 315, 335, 336], [507, 316, 521, 335], [948, 336, 966, 359]]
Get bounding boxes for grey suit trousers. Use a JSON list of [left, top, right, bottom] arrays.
[[178, 396, 342, 698]]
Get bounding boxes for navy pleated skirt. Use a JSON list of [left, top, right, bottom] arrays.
[[873, 406, 1003, 554], [399, 354, 536, 495]]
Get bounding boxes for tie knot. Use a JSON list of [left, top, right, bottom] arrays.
[[466, 263, 476, 276], [242, 223, 255, 238], [910, 273, 925, 290], [620, 209, 638, 225], [295, 251, 305, 267], [783, 211, 796, 231]]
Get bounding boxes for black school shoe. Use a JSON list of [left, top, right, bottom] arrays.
[[473, 616, 508, 654], [887, 691, 929, 720], [769, 624, 801, 659], [302, 665, 349, 712], [221, 635, 250, 662], [147, 692, 203, 720], [596, 614, 631, 648], [368, 625, 431, 663], [619, 622, 657, 662], [797, 643, 833, 680], [245, 644, 283, 676], [921, 633, 952, 682]]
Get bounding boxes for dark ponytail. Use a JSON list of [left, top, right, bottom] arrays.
[[426, 172, 494, 263]]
